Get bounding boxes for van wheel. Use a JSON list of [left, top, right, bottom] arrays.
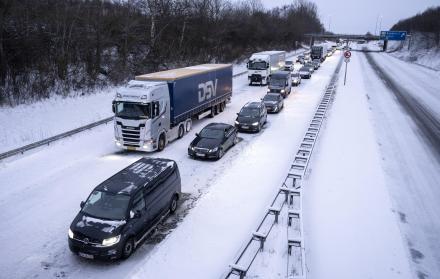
[[170, 195, 178, 214], [157, 134, 166, 151], [178, 125, 185, 139], [121, 238, 134, 259]]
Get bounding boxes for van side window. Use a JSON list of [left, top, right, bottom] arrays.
[[131, 192, 145, 212]]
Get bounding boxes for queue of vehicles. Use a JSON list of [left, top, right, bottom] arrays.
[[69, 47, 329, 261]]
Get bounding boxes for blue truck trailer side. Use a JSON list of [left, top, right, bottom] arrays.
[[113, 64, 233, 152]]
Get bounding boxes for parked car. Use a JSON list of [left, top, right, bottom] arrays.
[[262, 93, 284, 113], [188, 123, 238, 160], [68, 158, 181, 260], [235, 102, 267, 133], [299, 66, 311, 79], [284, 60, 294, 71], [291, 72, 302, 86], [267, 71, 292, 98]]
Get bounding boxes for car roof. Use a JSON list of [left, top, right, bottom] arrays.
[[271, 71, 290, 77], [204, 122, 232, 130], [95, 157, 176, 195]]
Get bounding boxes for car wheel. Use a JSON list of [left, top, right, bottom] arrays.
[[178, 125, 185, 139], [157, 134, 166, 151], [121, 237, 134, 259], [257, 124, 261, 132], [170, 195, 178, 214], [233, 134, 239, 145], [217, 148, 224, 159]]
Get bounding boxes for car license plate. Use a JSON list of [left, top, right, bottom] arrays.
[[241, 125, 248, 129], [127, 146, 136, 151], [196, 153, 205, 157], [79, 252, 94, 259]]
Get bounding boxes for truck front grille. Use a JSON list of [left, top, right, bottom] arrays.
[[121, 125, 141, 146]]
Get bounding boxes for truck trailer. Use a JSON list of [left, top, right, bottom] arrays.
[[247, 51, 286, 85], [311, 45, 328, 62], [112, 64, 232, 152]]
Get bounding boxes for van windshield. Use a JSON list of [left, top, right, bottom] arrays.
[[82, 191, 130, 220], [115, 102, 151, 120], [270, 78, 285, 87]]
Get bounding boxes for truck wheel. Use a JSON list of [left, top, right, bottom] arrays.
[[178, 125, 185, 139], [185, 119, 192, 132], [214, 105, 219, 115], [209, 107, 215, 118], [157, 134, 166, 151], [219, 102, 225, 112], [169, 195, 178, 214], [122, 237, 134, 259]]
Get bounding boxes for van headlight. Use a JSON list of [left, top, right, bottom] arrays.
[[102, 235, 121, 246], [68, 228, 74, 239]]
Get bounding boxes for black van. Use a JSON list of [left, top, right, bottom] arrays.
[[68, 157, 181, 260]]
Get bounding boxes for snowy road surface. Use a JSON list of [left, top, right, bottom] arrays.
[[0, 53, 338, 278], [303, 46, 440, 279]]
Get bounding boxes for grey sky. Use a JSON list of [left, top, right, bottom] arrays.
[[259, 0, 439, 34]]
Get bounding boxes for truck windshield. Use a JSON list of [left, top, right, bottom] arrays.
[[115, 102, 151, 120], [248, 61, 267, 70], [270, 78, 285, 87], [82, 190, 130, 220]]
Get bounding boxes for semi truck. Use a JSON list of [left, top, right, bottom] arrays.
[[311, 45, 328, 62], [112, 64, 232, 152], [247, 51, 286, 85]]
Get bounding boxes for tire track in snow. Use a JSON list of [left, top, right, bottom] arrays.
[[364, 52, 440, 162]]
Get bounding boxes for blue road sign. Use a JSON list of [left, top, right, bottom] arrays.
[[380, 31, 407, 41]]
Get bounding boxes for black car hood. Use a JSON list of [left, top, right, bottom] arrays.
[[191, 137, 222, 149], [237, 115, 259, 124], [71, 212, 126, 241]]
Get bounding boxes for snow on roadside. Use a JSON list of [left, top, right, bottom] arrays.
[[0, 50, 304, 155], [303, 51, 413, 278]]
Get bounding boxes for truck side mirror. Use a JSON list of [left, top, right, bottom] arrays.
[[80, 201, 85, 208]]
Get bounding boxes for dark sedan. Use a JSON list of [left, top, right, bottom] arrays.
[[188, 123, 238, 160], [299, 67, 311, 79], [235, 102, 267, 132], [262, 93, 284, 113]]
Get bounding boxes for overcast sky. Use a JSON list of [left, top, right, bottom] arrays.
[[259, 0, 439, 34]]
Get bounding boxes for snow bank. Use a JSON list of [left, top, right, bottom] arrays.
[[303, 50, 413, 278]]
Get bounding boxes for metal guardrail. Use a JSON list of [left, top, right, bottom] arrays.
[[0, 117, 114, 161], [0, 50, 307, 161], [224, 55, 343, 279]]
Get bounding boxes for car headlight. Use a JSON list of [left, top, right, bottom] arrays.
[[235, 120, 239, 125], [252, 122, 259, 126], [102, 235, 121, 247], [267, 89, 270, 92], [68, 228, 74, 239], [281, 89, 285, 93], [190, 146, 195, 151], [210, 147, 219, 152]]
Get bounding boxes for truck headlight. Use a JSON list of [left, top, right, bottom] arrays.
[[281, 89, 285, 93], [252, 122, 259, 126], [102, 235, 121, 247], [115, 139, 122, 146], [68, 228, 74, 239]]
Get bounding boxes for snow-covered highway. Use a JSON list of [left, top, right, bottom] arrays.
[[0, 53, 341, 278]]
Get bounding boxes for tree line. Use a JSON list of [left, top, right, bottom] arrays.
[[0, 0, 323, 106], [391, 6, 440, 46]]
